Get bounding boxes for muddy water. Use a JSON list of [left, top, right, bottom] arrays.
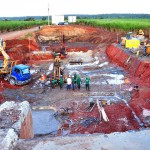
[[32, 110, 59, 135]]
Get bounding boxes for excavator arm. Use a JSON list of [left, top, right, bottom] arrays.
[[0, 43, 10, 73]]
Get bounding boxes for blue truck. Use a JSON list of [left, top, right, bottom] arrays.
[[6, 64, 31, 85], [0, 44, 31, 85]]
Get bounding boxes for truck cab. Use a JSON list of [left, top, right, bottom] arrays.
[[8, 64, 31, 85]]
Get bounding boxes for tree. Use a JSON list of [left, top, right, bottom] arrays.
[[24, 17, 35, 21], [42, 17, 46, 21]]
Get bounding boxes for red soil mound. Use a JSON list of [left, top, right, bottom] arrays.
[[37, 25, 117, 44], [3, 39, 40, 63], [6, 39, 39, 51]]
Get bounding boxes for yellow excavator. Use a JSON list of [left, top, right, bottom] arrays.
[[120, 29, 145, 48], [0, 39, 31, 85], [0, 40, 17, 74]]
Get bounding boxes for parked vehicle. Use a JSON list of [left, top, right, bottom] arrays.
[[58, 22, 68, 25], [0, 40, 31, 85]]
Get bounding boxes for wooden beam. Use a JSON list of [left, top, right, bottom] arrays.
[[96, 99, 109, 122]]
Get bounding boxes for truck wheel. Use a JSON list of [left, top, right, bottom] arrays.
[[4, 75, 9, 81], [9, 78, 16, 85]]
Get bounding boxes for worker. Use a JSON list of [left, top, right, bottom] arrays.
[[74, 72, 77, 83], [76, 75, 82, 89], [59, 75, 64, 89], [71, 75, 75, 90], [53, 52, 58, 58], [144, 41, 150, 55], [144, 41, 147, 55], [86, 97, 94, 111], [138, 29, 144, 36], [51, 79, 58, 88], [39, 74, 46, 81], [129, 84, 139, 98], [39, 74, 47, 86], [85, 75, 90, 90], [133, 85, 139, 90], [67, 75, 72, 90]]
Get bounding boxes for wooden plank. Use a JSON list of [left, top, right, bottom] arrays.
[[96, 99, 102, 121], [96, 99, 109, 122]]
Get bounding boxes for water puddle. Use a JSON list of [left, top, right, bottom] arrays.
[[32, 109, 59, 135]]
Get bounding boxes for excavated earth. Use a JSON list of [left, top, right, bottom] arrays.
[[0, 25, 150, 141]]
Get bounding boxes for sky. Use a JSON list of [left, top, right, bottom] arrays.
[[0, 0, 149, 17]]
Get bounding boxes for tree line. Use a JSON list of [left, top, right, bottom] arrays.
[[0, 14, 150, 21]]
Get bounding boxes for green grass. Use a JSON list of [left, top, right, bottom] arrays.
[[0, 20, 49, 32], [77, 18, 150, 32]]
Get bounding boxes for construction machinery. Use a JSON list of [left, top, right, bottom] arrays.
[[0, 40, 31, 85], [53, 56, 62, 80], [120, 29, 145, 48], [48, 56, 63, 88], [53, 32, 67, 58]]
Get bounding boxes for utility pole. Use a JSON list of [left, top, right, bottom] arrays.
[[48, 3, 50, 26], [29, 37, 31, 64]]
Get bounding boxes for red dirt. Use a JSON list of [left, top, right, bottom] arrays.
[[2, 39, 40, 63], [69, 102, 139, 134], [129, 90, 150, 123], [38, 25, 117, 44]]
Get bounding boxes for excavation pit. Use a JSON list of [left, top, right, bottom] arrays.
[[0, 25, 150, 139], [32, 109, 59, 136]]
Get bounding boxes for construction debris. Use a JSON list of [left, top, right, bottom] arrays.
[[80, 117, 100, 128]]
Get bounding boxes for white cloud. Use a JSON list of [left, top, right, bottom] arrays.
[[0, 0, 149, 17]]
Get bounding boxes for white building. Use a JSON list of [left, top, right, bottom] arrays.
[[68, 16, 76, 23], [52, 15, 64, 25]]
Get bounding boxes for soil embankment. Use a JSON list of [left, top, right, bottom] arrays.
[[106, 44, 150, 87], [106, 44, 150, 127]]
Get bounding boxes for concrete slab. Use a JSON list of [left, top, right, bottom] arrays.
[[15, 129, 150, 150]]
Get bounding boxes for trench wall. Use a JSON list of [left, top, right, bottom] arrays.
[[106, 44, 150, 87]]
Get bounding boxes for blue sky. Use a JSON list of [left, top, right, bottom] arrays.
[[0, 0, 149, 17]]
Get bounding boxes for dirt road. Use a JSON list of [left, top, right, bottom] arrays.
[[0, 27, 39, 40]]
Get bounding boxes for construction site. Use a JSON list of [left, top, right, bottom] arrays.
[[0, 24, 150, 150]]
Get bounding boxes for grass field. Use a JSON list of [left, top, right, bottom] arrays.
[[0, 20, 48, 32], [77, 19, 150, 32]]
